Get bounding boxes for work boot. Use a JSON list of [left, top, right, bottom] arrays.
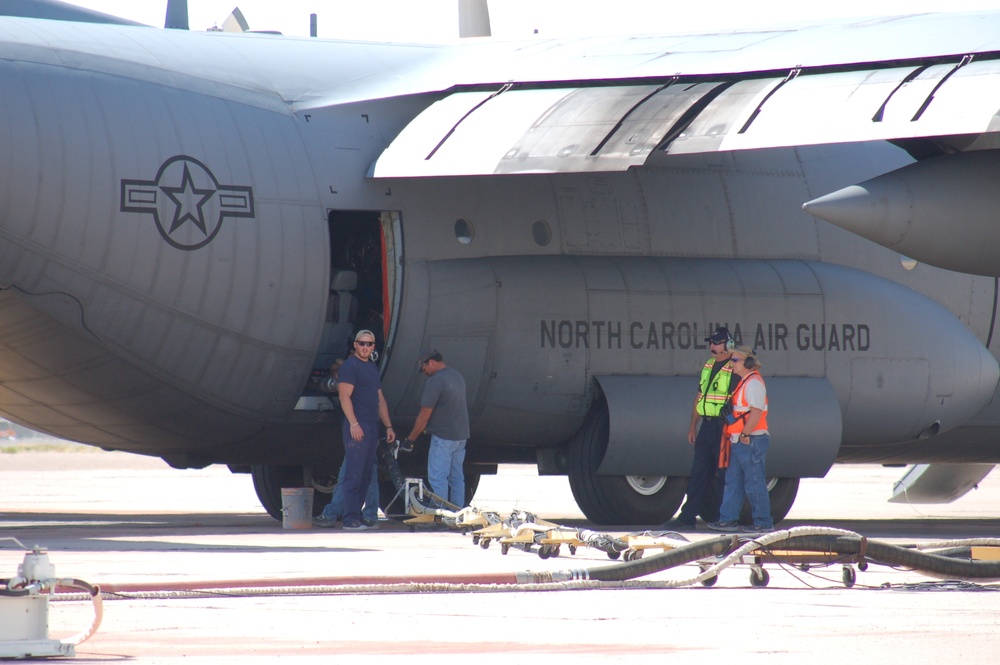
[[742, 524, 774, 534], [312, 515, 338, 528], [706, 521, 738, 532]]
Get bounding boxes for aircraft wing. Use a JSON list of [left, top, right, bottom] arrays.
[[365, 11, 1000, 177], [3, 9, 1000, 178]]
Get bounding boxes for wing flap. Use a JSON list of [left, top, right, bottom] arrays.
[[371, 59, 1000, 178]]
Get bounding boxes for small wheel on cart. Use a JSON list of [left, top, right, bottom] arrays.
[[749, 568, 770, 587], [472, 535, 480, 545], [632, 548, 644, 560], [568, 544, 578, 556], [480, 538, 491, 550], [607, 551, 621, 560], [623, 549, 634, 562], [858, 561, 869, 572], [798, 563, 810, 571], [551, 545, 561, 558], [842, 565, 857, 588], [701, 575, 718, 587], [538, 545, 550, 559], [500, 542, 510, 556]]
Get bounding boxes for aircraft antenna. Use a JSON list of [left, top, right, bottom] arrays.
[[164, 0, 189, 30]]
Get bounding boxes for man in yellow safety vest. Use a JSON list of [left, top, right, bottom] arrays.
[[664, 326, 735, 530]]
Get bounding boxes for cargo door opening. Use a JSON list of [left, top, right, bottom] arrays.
[[312, 210, 402, 374]]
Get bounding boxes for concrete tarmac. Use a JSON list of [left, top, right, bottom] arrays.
[[2, 444, 1000, 663]]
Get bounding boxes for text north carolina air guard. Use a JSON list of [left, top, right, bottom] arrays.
[[540, 321, 870, 352]]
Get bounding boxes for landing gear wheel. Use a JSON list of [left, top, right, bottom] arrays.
[[842, 566, 857, 588], [739, 477, 800, 525], [749, 568, 770, 587], [567, 398, 687, 525]]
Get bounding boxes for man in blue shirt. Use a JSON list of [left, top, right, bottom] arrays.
[[314, 359, 381, 528], [335, 329, 395, 530]]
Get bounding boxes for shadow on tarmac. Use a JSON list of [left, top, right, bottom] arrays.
[[4, 510, 1000, 546]]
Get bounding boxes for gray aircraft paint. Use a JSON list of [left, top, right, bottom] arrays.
[[3, 11, 1000, 518]]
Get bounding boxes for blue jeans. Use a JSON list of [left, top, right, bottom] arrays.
[[427, 435, 466, 506], [320, 457, 379, 522], [718, 434, 773, 528], [677, 417, 726, 523], [341, 419, 379, 525]]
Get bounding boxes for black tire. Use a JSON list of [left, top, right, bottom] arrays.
[[843, 566, 857, 588], [567, 398, 687, 526], [750, 568, 770, 587], [738, 477, 800, 525], [251, 465, 329, 521]]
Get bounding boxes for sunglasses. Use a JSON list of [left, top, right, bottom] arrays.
[[356, 340, 375, 347]]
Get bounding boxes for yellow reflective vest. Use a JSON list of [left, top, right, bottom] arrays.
[[697, 358, 734, 417]]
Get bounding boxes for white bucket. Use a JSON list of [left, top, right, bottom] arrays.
[[280, 487, 313, 529]]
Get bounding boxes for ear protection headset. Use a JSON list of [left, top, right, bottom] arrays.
[[725, 335, 736, 351], [743, 349, 758, 370]]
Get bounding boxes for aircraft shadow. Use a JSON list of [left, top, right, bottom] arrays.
[[0, 511, 376, 553], [4, 513, 998, 552]]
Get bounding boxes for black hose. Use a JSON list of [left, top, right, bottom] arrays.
[[778, 535, 1000, 581], [538, 532, 1000, 584], [376, 440, 406, 493], [1, 578, 32, 596], [66, 578, 100, 596], [584, 535, 735, 582]]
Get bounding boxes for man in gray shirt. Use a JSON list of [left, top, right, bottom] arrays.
[[401, 349, 470, 506]]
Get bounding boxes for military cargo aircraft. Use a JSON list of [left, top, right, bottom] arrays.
[[2, 0, 1000, 524]]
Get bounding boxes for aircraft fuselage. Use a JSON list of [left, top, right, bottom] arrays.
[[2, 17, 1000, 522]]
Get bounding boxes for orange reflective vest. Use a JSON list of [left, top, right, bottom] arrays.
[[697, 358, 734, 417], [723, 371, 768, 438]]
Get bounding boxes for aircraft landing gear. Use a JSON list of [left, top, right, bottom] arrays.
[[567, 398, 687, 525]]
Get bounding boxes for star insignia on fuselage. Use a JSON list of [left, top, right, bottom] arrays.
[[119, 155, 255, 251], [160, 163, 216, 236]]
